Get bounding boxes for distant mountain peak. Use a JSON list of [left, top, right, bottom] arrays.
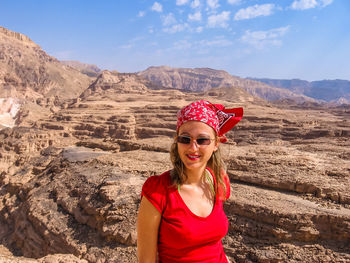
[[252, 77, 350, 104], [0, 26, 91, 101], [138, 66, 316, 104], [61, 60, 102, 77], [0, 26, 37, 47]]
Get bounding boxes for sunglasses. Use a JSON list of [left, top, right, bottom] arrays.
[[176, 135, 215, 146]]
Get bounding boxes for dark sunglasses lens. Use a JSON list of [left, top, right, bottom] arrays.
[[177, 136, 191, 144], [196, 138, 211, 145]]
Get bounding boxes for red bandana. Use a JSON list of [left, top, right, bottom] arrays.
[[176, 100, 243, 143]]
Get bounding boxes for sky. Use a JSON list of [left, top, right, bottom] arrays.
[[1, 0, 350, 81]]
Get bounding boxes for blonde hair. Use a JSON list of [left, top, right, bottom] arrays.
[[169, 138, 227, 199]]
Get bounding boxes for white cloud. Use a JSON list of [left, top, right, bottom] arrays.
[[241, 26, 290, 49], [138, 11, 146, 17], [121, 44, 133, 49], [234, 4, 275, 20], [196, 26, 204, 33], [291, 0, 334, 10], [151, 2, 163, 12], [227, 0, 241, 5], [176, 0, 190, 5], [208, 11, 230, 28], [188, 11, 202, 21], [320, 0, 333, 7], [162, 13, 177, 26], [173, 40, 192, 50], [290, 0, 317, 10], [207, 0, 220, 9], [169, 36, 232, 52], [191, 0, 201, 8], [163, 23, 189, 33], [199, 38, 233, 47], [120, 36, 145, 49]]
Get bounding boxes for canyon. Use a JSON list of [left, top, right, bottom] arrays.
[[0, 26, 350, 263]]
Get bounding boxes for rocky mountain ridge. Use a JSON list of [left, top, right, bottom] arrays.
[[0, 26, 92, 102], [0, 26, 95, 130], [61, 61, 102, 78], [0, 26, 37, 47], [251, 78, 350, 105], [1, 69, 349, 262], [138, 66, 319, 104]]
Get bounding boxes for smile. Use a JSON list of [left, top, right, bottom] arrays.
[[187, 154, 200, 160]]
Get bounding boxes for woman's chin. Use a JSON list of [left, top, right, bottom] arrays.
[[183, 162, 206, 172]]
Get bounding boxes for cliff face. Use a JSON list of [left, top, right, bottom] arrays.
[[0, 26, 94, 129], [61, 60, 102, 77], [1, 70, 350, 262], [0, 26, 37, 46], [252, 77, 350, 104], [80, 71, 148, 99], [0, 26, 92, 101], [138, 66, 317, 103]]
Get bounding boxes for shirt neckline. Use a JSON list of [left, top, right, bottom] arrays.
[[176, 169, 217, 220]]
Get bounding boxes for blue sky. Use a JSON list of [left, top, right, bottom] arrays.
[[1, 0, 349, 81]]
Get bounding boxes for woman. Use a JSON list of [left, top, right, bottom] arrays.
[[137, 100, 243, 263]]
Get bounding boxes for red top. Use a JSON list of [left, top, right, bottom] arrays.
[[141, 168, 230, 263]]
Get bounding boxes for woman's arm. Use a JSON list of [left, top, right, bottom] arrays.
[[137, 196, 162, 263]]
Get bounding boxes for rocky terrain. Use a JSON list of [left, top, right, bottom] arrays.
[[138, 66, 318, 103], [60, 61, 102, 78], [0, 26, 350, 262], [251, 78, 350, 105], [0, 26, 94, 132], [0, 26, 92, 102]]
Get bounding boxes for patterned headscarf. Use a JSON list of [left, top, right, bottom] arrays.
[[176, 100, 243, 143]]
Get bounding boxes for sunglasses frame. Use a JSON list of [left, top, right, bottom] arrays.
[[176, 135, 216, 146]]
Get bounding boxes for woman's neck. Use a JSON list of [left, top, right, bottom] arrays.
[[184, 166, 206, 185]]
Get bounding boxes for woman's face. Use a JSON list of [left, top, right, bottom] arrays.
[[177, 121, 218, 174]]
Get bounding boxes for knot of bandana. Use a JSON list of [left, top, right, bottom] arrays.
[[176, 100, 243, 143]]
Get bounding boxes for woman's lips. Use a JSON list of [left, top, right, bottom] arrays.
[[187, 154, 200, 160]]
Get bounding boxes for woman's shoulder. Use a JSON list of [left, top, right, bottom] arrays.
[[146, 170, 171, 183], [142, 170, 171, 192], [141, 170, 172, 214], [206, 167, 230, 201]]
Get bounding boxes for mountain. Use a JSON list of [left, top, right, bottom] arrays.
[[0, 26, 92, 101], [138, 66, 318, 104], [251, 78, 350, 104], [61, 60, 102, 77], [0, 26, 95, 129], [80, 71, 148, 99]]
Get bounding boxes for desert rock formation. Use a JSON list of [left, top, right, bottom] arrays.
[[0, 26, 92, 101], [1, 70, 350, 262], [1, 27, 350, 263], [61, 61, 102, 78], [253, 78, 350, 105], [0, 98, 21, 129], [138, 66, 317, 103], [0, 26, 94, 131]]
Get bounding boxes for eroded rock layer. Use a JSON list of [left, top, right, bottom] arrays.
[[138, 66, 317, 103], [0, 26, 92, 101], [1, 71, 349, 263]]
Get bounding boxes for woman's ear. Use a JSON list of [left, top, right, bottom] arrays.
[[214, 139, 219, 152]]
